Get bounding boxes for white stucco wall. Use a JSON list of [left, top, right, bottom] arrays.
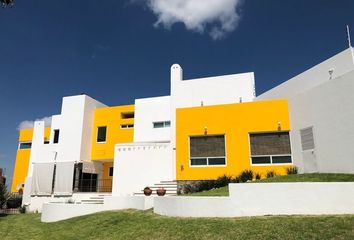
[[112, 142, 173, 196], [154, 182, 354, 217], [134, 96, 171, 142], [258, 47, 354, 100], [288, 70, 354, 173]]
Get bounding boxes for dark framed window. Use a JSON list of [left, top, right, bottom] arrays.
[[189, 135, 226, 166], [19, 142, 32, 149], [109, 167, 114, 177], [249, 132, 292, 165], [97, 126, 107, 143], [121, 112, 134, 119], [121, 124, 134, 129], [53, 130, 60, 144], [153, 121, 170, 128]]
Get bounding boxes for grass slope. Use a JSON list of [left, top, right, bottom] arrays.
[[186, 173, 354, 197], [1, 210, 354, 240]]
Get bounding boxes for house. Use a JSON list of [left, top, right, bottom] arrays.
[[11, 47, 354, 212]]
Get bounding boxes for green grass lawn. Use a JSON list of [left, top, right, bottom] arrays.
[[186, 173, 354, 197], [1, 210, 354, 240]]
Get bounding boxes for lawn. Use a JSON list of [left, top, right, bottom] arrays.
[[186, 173, 354, 197], [1, 210, 354, 240]]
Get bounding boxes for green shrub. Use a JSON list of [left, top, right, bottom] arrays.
[[266, 170, 276, 178], [19, 205, 26, 214], [255, 173, 261, 180], [231, 176, 240, 183], [214, 175, 232, 188], [0, 183, 10, 209], [239, 170, 254, 182], [6, 194, 22, 209], [286, 166, 298, 175], [195, 180, 215, 192], [182, 184, 195, 194]]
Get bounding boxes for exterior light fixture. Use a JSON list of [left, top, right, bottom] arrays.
[[277, 122, 282, 131], [204, 127, 208, 135]]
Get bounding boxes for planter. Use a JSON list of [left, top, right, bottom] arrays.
[[143, 187, 152, 196], [156, 188, 166, 196]]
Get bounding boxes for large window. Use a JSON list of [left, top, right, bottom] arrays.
[[121, 112, 134, 119], [153, 121, 170, 128], [19, 142, 32, 149], [250, 132, 292, 165], [53, 130, 60, 144], [97, 126, 107, 143], [189, 135, 226, 166]]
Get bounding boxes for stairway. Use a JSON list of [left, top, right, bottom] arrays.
[[78, 194, 108, 205], [134, 180, 178, 196]]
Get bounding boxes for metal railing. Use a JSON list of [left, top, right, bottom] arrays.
[[77, 178, 112, 193]]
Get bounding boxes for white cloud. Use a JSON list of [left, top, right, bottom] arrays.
[[17, 117, 52, 130], [139, 0, 243, 40]]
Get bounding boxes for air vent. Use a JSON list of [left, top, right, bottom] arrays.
[[300, 127, 315, 151]]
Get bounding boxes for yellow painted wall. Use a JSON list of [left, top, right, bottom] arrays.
[[91, 105, 135, 161], [176, 100, 292, 181], [11, 127, 51, 192]]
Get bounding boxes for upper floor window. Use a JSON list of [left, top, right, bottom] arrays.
[[53, 130, 60, 144], [121, 112, 134, 119], [109, 167, 114, 177], [97, 126, 107, 143], [19, 142, 32, 149], [121, 124, 134, 129], [250, 132, 292, 165], [189, 135, 226, 166], [153, 121, 171, 128]]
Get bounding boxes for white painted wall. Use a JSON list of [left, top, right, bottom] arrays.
[[112, 142, 173, 196], [154, 182, 354, 217], [257, 48, 354, 173], [258, 47, 354, 100], [134, 96, 171, 142], [288, 70, 354, 173]]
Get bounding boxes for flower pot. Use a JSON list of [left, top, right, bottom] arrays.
[[156, 188, 166, 196], [143, 187, 152, 196]]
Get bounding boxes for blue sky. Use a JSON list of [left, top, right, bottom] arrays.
[[0, 0, 353, 185]]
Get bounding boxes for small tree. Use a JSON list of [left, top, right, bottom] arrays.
[[0, 183, 10, 209]]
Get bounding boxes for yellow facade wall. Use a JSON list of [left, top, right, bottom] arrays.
[[11, 127, 51, 192], [176, 100, 292, 181], [91, 105, 135, 161]]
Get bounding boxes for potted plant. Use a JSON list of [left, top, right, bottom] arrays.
[[156, 188, 166, 196], [143, 187, 152, 196]]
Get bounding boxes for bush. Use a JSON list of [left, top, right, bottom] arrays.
[[19, 205, 26, 214], [266, 170, 276, 178], [182, 184, 195, 194], [255, 173, 261, 180], [0, 183, 10, 209], [194, 180, 215, 192], [239, 170, 254, 182], [6, 195, 22, 209], [214, 175, 232, 188], [286, 166, 298, 175], [231, 176, 240, 183]]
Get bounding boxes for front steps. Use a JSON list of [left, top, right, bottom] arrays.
[[134, 180, 178, 196], [77, 194, 110, 205]]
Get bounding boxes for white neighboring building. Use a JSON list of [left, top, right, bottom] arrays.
[[258, 47, 354, 173]]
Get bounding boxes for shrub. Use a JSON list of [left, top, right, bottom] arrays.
[[286, 166, 298, 175], [231, 176, 240, 183], [266, 170, 276, 178], [0, 183, 10, 209], [239, 170, 254, 182], [19, 205, 26, 214], [182, 184, 195, 194], [6, 194, 22, 209], [195, 180, 215, 192], [255, 173, 261, 180], [214, 175, 232, 188]]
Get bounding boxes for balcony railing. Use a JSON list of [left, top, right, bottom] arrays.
[[77, 178, 112, 193]]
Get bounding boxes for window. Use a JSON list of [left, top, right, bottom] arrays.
[[120, 124, 134, 129], [249, 132, 292, 165], [109, 167, 114, 177], [97, 126, 107, 143], [19, 142, 32, 149], [190, 135, 226, 166], [44, 141, 50, 144], [121, 112, 134, 119], [300, 127, 315, 151], [53, 130, 60, 144], [153, 121, 171, 128]]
